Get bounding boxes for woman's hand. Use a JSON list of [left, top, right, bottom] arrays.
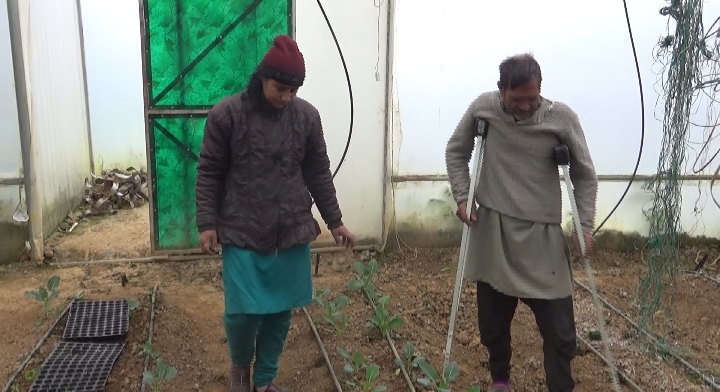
[[331, 226, 355, 249]]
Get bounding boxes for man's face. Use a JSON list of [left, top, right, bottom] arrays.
[[261, 77, 298, 109], [498, 77, 541, 120]]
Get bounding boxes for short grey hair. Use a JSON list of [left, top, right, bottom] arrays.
[[498, 53, 542, 90]]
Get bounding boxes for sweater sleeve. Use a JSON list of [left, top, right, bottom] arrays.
[[302, 107, 344, 230], [445, 98, 480, 205], [195, 102, 232, 233], [563, 108, 598, 232]]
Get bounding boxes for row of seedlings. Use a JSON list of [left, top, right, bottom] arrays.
[[313, 257, 484, 392]]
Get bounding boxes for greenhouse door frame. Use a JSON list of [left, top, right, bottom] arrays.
[[138, 0, 296, 256]]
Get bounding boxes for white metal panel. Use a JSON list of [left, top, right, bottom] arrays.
[[0, 0, 26, 264], [296, 0, 390, 246], [391, 0, 720, 239], [26, 0, 91, 236]]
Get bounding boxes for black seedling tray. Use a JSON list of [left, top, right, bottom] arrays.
[[27, 341, 124, 392], [63, 299, 129, 340]]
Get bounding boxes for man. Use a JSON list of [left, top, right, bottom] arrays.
[[444, 53, 598, 392], [195, 35, 355, 392]]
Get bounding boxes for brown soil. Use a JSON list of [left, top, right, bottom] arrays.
[[1, 205, 719, 391]]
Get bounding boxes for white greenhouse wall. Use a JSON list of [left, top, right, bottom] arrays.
[[391, 0, 720, 245], [295, 0, 390, 246], [15, 0, 92, 245], [0, 1, 26, 264]]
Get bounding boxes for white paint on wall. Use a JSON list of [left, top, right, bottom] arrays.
[[19, 0, 92, 236], [296, 0, 389, 245]]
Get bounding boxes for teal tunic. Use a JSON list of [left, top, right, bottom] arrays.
[[222, 243, 313, 315]]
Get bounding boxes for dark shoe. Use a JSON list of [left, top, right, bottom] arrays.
[[230, 364, 251, 392], [254, 384, 289, 392], [488, 381, 511, 392]]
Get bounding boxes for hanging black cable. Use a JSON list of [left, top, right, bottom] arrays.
[[592, 0, 645, 236], [316, 0, 354, 181]]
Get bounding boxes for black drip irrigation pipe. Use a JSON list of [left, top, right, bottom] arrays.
[[1, 293, 80, 392], [140, 285, 158, 392], [573, 279, 720, 391], [577, 334, 644, 392], [362, 289, 416, 392], [302, 306, 344, 392]]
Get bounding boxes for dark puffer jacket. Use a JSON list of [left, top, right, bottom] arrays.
[[195, 92, 343, 254]]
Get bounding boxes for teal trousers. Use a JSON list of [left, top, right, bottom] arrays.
[[224, 311, 292, 386]]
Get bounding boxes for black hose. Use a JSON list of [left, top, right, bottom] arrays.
[[592, 0, 645, 236]]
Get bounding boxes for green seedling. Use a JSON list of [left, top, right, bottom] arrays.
[[313, 288, 350, 336], [337, 347, 367, 376], [347, 259, 379, 301], [126, 298, 141, 312], [345, 363, 386, 392], [142, 341, 177, 392], [365, 295, 404, 337], [24, 368, 38, 382], [24, 275, 61, 318], [395, 342, 423, 375], [416, 357, 460, 392]]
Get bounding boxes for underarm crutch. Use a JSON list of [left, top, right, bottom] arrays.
[[444, 119, 489, 369], [554, 143, 621, 392]]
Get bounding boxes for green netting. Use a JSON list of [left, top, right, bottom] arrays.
[[145, 0, 291, 250]]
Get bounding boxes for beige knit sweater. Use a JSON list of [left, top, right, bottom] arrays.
[[445, 91, 598, 232]]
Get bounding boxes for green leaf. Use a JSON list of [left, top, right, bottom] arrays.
[[372, 386, 387, 392], [388, 317, 405, 330], [38, 287, 48, 300], [334, 295, 349, 308], [166, 366, 178, 380], [24, 291, 41, 301], [467, 386, 482, 392], [337, 347, 351, 359], [354, 262, 366, 276], [322, 314, 336, 325], [48, 290, 60, 301], [142, 371, 155, 385], [343, 364, 355, 374], [47, 276, 60, 291], [417, 378, 432, 386], [365, 364, 380, 382], [443, 361, 460, 383], [347, 280, 364, 291], [127, 298, 141, 311], [416, 358, 439, 381]]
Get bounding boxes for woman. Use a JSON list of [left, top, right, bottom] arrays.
[[195, 34, 355, 392]]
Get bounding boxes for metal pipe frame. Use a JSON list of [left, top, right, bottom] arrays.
[[391, 173, 720, 183], [6, 0, 44, 262], [0, 177, 23, 186]]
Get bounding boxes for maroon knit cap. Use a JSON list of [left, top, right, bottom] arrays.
[[257, 35, 305, 87]]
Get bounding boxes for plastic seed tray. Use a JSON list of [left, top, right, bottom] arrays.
[[63, 300, 129, 340], [28, 342, 124, 392]]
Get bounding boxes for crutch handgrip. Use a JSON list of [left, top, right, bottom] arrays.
[[475, 118, 490, 139], [553, 143, 570, 166]]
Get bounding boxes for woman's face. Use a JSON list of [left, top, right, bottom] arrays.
[[261, 77, 298, 109]]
